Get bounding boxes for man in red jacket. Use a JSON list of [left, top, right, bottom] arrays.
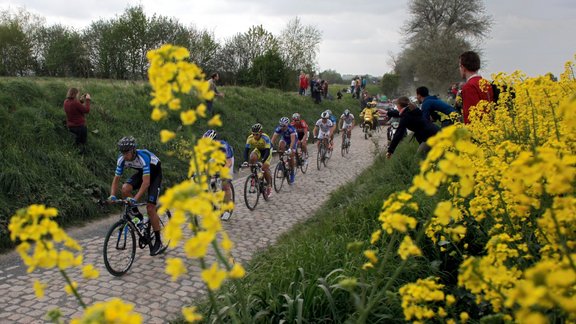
[[459, 51, 493, 124], [64, 88, 91, 150]]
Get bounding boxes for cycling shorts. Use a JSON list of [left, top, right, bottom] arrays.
[[317, 130, 331, 140], [251, 148, 272, 165], [297, 131, 308, 142], [126, 162, 162, 205], [342, 122, 353, 130]]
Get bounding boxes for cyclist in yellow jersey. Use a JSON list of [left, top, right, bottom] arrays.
[[242, 123, 273, 196]]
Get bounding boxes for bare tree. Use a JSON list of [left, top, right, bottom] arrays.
[[278, 17, 322, 73]]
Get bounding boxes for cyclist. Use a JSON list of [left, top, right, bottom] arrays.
[[202, 130, 234, 220], [242, 123, 273, 195], [324, 109, 338, 150], [313, 111, 334, 151], [108, 136, 165, 256], [338, 109, 355, 143], [271, 117, 298, 184], [290, 112, 310, 160], [360, 102, 378, 134]]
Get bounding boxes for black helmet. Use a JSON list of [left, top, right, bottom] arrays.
[[118, 136, 136, 152], [251, 123, 263, 133]]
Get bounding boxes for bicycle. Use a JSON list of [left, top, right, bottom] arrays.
[[192, 173, 235, 220], [315, 137, 330, 170], [341, 128, 351, 157], [242, 162, 270, 210], [273, 149, 294, 192], [102, 199, 171, 276], [295, 141, 309, 174]]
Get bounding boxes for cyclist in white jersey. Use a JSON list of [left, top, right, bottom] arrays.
[[313, 111, 334, 150], [338, 109, 355, 143]]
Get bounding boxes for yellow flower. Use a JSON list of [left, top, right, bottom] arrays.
[[363, 250, 378, 264], [362, 262, 374, 270], [398, 235, 422, 260], [221, 232, 234, 252], [180, 110, 197, 125], [81, 264, 100, 279], [182, 306, 203, 323], [229, 263, 246, 279], [460, 312, 469, 323], [338, 277, 358, 290], [166, 257, 187, 281], [168, 98, 181, 110], [370, 230, 382, 244], [196, 103, 207, 117], [151, 107, 167, 121], [33, 280, 46, 299], [160, 130, 176, 143], [208, 114, 222, 127], [201, 262, 227, 291], [65, 281, 78, 295]]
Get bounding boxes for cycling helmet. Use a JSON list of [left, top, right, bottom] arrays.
[[321, 111, 330, 119], [203, 129, 217, 139], [279, 117, 290, 126], [251, 123, 263, 133], [326, 109, 332, 115], [344, 109, 350, 117], [292, 112, 301, 121], [118, 136, 136, 152]]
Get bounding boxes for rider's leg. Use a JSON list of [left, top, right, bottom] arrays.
[[263, 163, 272, 188], [222, 180, 232, 203]]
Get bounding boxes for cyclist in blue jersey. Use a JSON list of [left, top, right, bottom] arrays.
[[271, 117, 298, 184], [202, 130, 234, 220], [108, 136, 165, 256]]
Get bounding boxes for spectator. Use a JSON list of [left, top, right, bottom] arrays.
[[207, 72, 224, 116], [321, 80, 329, 99], [298, 71, 307, 95], [459, 51, 494, 124], [350, 78, 355, 96], [64, 87, 91, 152], [304, 74, 310, 96], [416, 86, 459, 127], [386, 96, 440, 159], [337, 90, 343, 100]]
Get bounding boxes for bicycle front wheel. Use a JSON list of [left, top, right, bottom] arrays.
[[244, 174, 260, 210], [274, 162, 285, 192], [103, 220, 136, 276], [317, 144, 324, 170], [300, 154, 308, 174]]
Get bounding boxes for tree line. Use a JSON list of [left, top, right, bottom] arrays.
[[381, 0, 493, 97], [0, 6, 322, 90]]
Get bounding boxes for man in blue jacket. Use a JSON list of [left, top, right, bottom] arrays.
[[416, 86, 459, 127]]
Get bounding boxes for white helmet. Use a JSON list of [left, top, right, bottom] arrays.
[[321, 111, 330, 119]]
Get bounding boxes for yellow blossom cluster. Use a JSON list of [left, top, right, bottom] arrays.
[[147, 45, 245, 321], [370, 55, 576, 322], [9, 204, 100, 300], [70, 298, 142, 324], [399, 277, 450, 322]]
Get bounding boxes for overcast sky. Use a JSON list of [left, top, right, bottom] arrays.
[[1, 0, 575, 79]]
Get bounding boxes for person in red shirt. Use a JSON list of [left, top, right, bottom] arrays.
[[459, 51, 494, 124], [64, 87, 91, 149], [291, 112, 309, 159], [299, 71, 307, 95]]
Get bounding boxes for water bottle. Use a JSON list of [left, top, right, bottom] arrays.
[[137, 214, 149, 232]]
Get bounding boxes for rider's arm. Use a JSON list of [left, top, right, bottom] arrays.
[[313, 126, 318, 138], [110, 175, 121, 197], [244, 144, 251, 162], [290, 132, 297, 150]]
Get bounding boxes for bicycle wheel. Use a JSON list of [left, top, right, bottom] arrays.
[[299, 154, 308, 174], [317, 144, 323, 170], [274, 162, 285, 192], [364, 124, 370, 139], [149, 210, 171, 255], [346, 137, 350, 155], [341, 136, 346, 157], [103, 220, 136, 276], [260, 178, 270, 201], [244, 174, 260, 210]]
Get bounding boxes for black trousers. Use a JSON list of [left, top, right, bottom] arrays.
[[68, 125, 87, 145]]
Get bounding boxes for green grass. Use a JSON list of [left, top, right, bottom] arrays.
[[182, 141, 446, 323], [0, 77, 365, 251]]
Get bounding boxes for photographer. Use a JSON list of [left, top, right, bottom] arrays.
[[64, 87, 91, 152]]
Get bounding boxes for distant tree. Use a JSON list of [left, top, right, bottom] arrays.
[[250, 50, 288, 89], [34, 25, 91, 77], [278, 17, 322, 73], [380, 73, 400, 98], [0, 8, 43, 76], [186, 26, 219, 75], [395, 0, 493, 92], [319, 69, 343, 84]]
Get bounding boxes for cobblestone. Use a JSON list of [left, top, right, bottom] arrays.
[[0, 129, 386, 323]]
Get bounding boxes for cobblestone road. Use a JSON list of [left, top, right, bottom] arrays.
[[0, 129, 387, 323]]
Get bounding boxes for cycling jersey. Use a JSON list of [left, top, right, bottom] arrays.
[[244, 133, 272, 163], [315, 119, 334, 134], [115, 149, 160, 176], [340, 114, 355, 127], [218, 140, 234, 159], [329, 115, 337, 125], [291, 120, 309, 134], [274, 125, 298, 148]]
